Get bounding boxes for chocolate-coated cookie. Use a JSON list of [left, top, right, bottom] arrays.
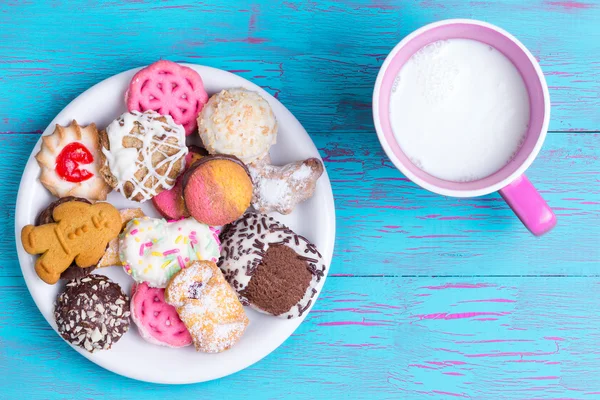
[[219, 213, 326, 319], [54, 275, 130, 352], [36, 197, 96, 279]]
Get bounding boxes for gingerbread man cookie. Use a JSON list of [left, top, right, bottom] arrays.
[[21, 201, 121, 284], [248, 155, 324, 214], [35, 121, 112, 201]]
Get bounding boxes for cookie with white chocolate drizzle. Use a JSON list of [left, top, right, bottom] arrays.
[[219, 213, 326, 319], [99, 110, 188, 202]]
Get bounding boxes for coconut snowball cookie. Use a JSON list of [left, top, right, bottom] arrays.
[[198, 88, 278, 164], [99, 110, 188, 202], [219, 213, 327, 319]]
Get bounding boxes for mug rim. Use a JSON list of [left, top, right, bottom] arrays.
[[372, 18, 551, 198]]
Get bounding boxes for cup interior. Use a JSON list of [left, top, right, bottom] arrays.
[[375, 21, 548, 195]]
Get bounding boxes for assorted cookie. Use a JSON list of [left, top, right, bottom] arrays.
[[99, 110, 188, 202], [165, 260, 249, 353], [22, 201, 121, 284], [249, 155, 324, 214], [219, 213, 326, 319], [130, 282, 192, 348], [126, 60, 209, 136], [35, 196, 97, 280], [55, 275, 130, 353], [36, 121, 112, 201], [183, 154, 253, 226], [97, 208, 146, 268], [23, 60, 328, 354], [119, 217, 221, 288], [152, 145, 207, 220], [198, 88, 277, 164]]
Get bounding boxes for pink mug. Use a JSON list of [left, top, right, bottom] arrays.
[[373, 19, 556, 236]]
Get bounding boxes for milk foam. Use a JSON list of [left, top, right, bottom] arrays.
[[389, 39, 530, 182]]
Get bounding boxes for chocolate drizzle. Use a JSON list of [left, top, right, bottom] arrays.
[[218, 212, 327, 319]]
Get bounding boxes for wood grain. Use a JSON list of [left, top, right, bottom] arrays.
[[0, 0, 599, 134], [1, 0, 599, 398], [3, 275, 600, 398]]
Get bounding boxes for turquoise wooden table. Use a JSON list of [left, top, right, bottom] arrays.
[[1, 1, 599, 398]]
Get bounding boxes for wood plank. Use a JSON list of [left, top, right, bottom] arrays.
[[2, 132, 598, 278], [0, 0, 599, 134], [2, 275, 600, 398]]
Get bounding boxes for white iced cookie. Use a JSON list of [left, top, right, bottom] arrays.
[[99, 110, 188, 202], [198, 88, 277, 164], [119, 217, 221, 288], [35, 121, 112, 201]]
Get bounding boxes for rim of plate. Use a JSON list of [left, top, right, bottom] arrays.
[[14, 64, 336, 384]]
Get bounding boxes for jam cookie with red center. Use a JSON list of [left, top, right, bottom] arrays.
[[126, 60, 209, 136], [35, 121, 112, 201]]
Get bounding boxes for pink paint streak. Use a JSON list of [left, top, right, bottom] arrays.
[[317, 321, 392, 327], [432, 390, 469, 398], [415, 312, 508, 321], [459, 298, 515, 303], [421, 283, 493, 290], [544, 1, 595, 10], [544, 336, 566, 341]]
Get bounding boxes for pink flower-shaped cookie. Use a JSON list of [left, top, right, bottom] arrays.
[[126, 60, 209, 135]]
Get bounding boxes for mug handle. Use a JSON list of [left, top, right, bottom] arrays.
[[499, 174, 556, 236]]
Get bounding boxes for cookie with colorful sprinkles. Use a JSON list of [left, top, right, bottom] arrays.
[[119, 216, 221, 288], [219, 213, 326, 319]]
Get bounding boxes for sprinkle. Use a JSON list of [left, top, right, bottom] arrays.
[[151, 251, 162, 257], [160, 260, 171, 269], [191, 231, 197, 235], [145, 242, 153, 247], [135, 237, 141, 243], [130, 229, 139, 235], [175, 235, 183, 244], [184, 237, 189, 244], [152, 238, 158, 243], [133, 220, 140, 225], [139, 228, 145, 232], [177, 255, 185, 269], [125, 233, 130, 238], [139, 244, 145, 256], [196, 251, 202, 259], [184, 257, 189, 262], [138, 260, 143, 265], [164, 249, 180, 256], [148, 227, 152, 231]]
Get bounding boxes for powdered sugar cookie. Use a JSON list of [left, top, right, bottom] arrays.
[[35, 121, 112, 201], [130, 282, 192, 348], [119, 217, 221, 288], [164, 260, 248, 353], [249, 155, 324, 214], [99, 111, 188, 202], [126, 60, 209, 135], [219, 213, 326, 319]]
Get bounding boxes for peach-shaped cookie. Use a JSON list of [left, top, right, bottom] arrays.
[[183, 155, 253, 226], [152, 146, 207, 220]]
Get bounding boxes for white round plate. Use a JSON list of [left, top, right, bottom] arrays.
[[14, 65, 335, 384]]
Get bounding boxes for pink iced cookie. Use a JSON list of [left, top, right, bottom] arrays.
[[126, 60, 209, 135], [130, 282, 192, 348]]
